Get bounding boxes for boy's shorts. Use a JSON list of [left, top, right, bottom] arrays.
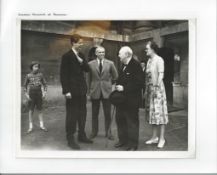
[[28, 88, 43, 111]]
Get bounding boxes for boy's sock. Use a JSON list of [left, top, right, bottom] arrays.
[[29, 122, 33, 129], [39, 121, 44, 128], [39, 121, 48, 131]]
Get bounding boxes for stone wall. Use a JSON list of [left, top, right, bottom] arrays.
[[164, 32, 189, 108], [21, 30, 122, 84], [21, 22, 189, 108]]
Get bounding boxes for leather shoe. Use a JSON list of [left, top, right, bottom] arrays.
[[126, 146, 138, 151], [68, 141, 80, 150], [40, 126, 48, 132], [78, 136, 93, 144], [114, 142, 126, 148], [107, 134, 114, 140], [27, 128, 33, 134], [89, 133, 97, 139]]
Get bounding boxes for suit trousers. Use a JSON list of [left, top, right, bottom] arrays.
[[65, 95, 87, 142], [115, 105, 139, 147], [91, 96, 112, 136]]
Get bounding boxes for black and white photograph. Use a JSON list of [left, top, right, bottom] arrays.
[[1, 0, 217, 173], [20, 20, 190, 154]]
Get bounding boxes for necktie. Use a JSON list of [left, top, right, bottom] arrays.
[[99, 59, 102, 73]]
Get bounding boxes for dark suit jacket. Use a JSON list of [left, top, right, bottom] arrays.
[[116, 58, 144, 109], [60, 50, 90, 96]]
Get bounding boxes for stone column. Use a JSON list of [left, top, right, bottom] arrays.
[[152, 29, 164, 47]]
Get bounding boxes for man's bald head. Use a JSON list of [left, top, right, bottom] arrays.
[[118, 46, 133, 64], [119, 46, 133, 57]]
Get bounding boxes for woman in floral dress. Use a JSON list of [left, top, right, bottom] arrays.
[[144, 41, 169, 148]]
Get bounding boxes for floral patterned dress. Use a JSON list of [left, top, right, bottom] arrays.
[[145, 55, 169, 125]]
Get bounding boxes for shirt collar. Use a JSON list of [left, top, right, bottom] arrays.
[[72, 47, 78, 55], [97, 58, 104, 64], [125, 57, 132, 65]]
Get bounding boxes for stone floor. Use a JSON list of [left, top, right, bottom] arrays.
[[21, 100, 188, 151]]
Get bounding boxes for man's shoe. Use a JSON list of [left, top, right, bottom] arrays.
[[107, 134, 114, 140], [78, 136, 93, 144], [114, 142, 126, 148], [126, 146, 138, 151], [89, 133, 97, 139], [68, 141, 80, 150]]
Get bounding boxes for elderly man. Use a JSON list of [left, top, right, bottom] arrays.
[[114, 46, 144, 151], [88, 46, 118, 140]]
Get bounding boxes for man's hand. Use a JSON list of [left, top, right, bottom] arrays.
[[86, 95, 91, 101], [76, 55, 83, 64], [115, 85, 124, 92], [42, 91, 47, 99], [65, 92, 72, 99]]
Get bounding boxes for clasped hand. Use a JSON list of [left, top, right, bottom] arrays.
[[76, 55, 83, 64], [115, 85, 124, 92], [65, 92, 72, 99]]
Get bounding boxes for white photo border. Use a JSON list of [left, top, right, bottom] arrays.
[[1, 0, 216, 173], [15, 18, 196, 159]]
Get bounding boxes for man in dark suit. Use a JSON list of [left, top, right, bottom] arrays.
[[60, 34, 93, 150], [114, 46, 144, 151], [88, 46, 118, 140]]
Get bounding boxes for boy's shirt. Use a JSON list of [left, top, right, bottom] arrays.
[[23, 72, 47, 93]]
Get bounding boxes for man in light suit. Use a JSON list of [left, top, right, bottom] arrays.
[[88, 46, 118, 140]]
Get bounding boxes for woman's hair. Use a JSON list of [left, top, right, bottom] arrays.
[[147, 41, 159, 53], [70, 34, 81, 45]]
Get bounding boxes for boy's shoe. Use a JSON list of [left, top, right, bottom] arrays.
[[27, 128, 33, 134], [107, 134, 114, 140], [40, 126, 48, 132]]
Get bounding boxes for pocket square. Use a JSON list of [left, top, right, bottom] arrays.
[[126, 72, 130, 75]]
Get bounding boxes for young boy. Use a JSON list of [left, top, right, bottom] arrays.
[[23, 61, 48, 133]]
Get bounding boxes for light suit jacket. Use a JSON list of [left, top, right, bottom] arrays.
[[88, 58, 118, 99]]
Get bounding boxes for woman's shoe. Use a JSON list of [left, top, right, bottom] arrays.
[[157, 139, 166, 148], [40, 126, 48, 132], [145, 137, 159, 144]]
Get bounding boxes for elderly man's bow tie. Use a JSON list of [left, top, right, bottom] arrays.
[[122, 64, 127, 71]]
